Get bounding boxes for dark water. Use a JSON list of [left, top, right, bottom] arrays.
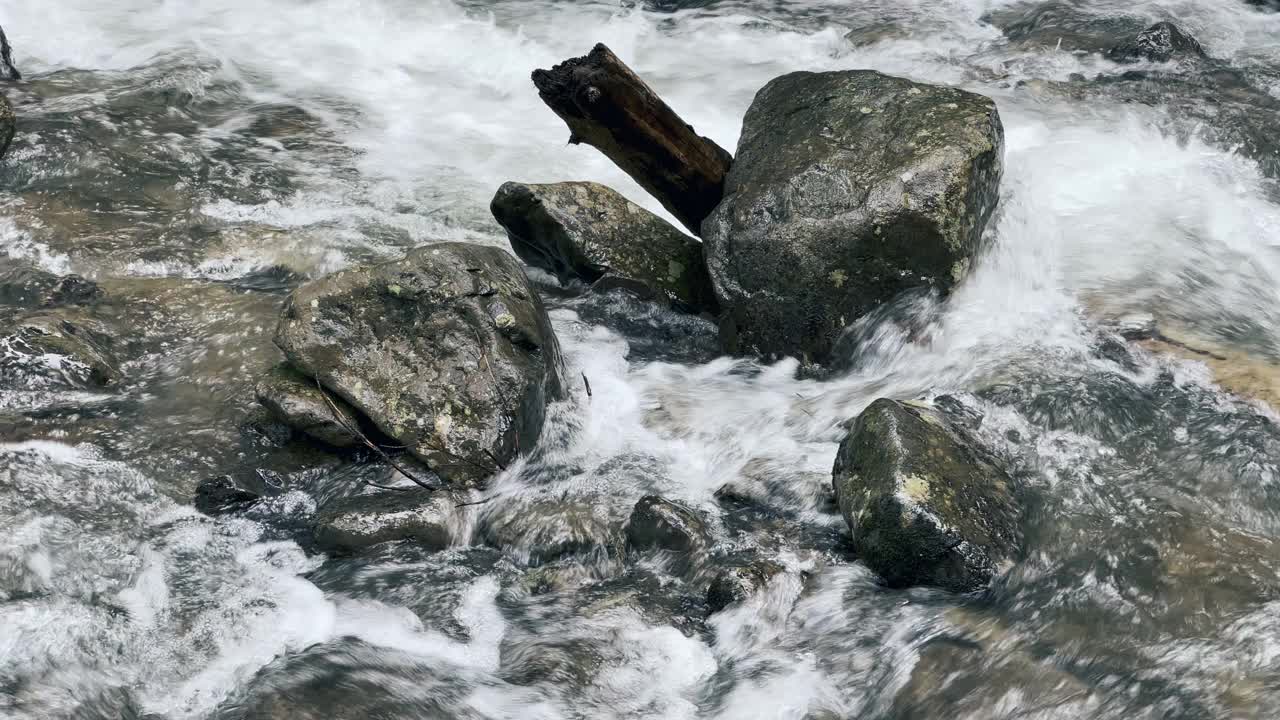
[[3, 1, 1280, 718]]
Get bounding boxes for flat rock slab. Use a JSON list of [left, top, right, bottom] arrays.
[[275, 242, 565, 485], [832, 398, 1021, 592], [703, 70, 1003, 364], [491, 180, 718, 313]]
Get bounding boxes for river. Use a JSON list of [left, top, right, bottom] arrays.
[[2, 0, 1280, 718]]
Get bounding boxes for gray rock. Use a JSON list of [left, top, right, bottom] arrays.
[[480, 499, 620, 566], [274, 242, 566, 485], [255, 363, 364, 448], [706, 558, 785, 613], [0, 266, 103, 309], [312, 489, 458, 553], [703, 70, 1003, 364], [1108, 22, 1207, 64], [0, 93, 12, 161], [0, 23, 18, 81], [983, 2, 1149, 55], [832, 399, 1021, 592], [0, 310, 121, 389], [491, 181, 718, 313], [194, 472, 284, 515], [626, 495, 708, 553]]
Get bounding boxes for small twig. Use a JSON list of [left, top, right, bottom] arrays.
[[313, 377, 438, 492], [455, 495, 497, 508], [582, 372, 593, 398], [483, 448, 508, 472]]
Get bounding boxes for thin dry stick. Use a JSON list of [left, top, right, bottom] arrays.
[[313, 377, 437, 492], [455, 495, 497, 508]]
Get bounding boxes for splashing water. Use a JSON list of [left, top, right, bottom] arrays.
[[3, 0, 1280, 718]]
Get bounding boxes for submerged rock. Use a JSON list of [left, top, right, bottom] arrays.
[[312, 489, 458, 553], [0, 310, 121, 389], [983, 2, 1149, 55], [703, 70, 1003, 364], [194, 472, 282, 515], [706, 557, 785, 613], [480, 498, 621, 566], [255, 363, 364, 449], [832, 399, 1021, 592], [490, 181, 718, 313], [0, 266, 102, 309], [274, 242, 566, 485], [1108, 22, 1207, 64], [625, 495, 708, 553]]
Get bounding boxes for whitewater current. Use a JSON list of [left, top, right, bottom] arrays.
[[3, 0, 1280, 718]]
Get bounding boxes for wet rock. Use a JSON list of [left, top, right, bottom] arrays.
[[491, 181, 718, 313], [1110, 312, 1158, 341], [702, 70, 1003, 364], [481, 498, 620, 566], [194, 472, 282, 515], [832, 399, 1021, 592], [1108, 22, 1207, 64], [625, 495, 708, 553], [312, 488, 458, 553], [255, 363, 364, 448], [983, 2, 1148, 55], [706, 557, 785, 613], [274, 241, 566, 484], [0, 266, 103, 309], [0, 93, 12, 161], [0, 23, 18, 81], [0, 310, 121, 389]]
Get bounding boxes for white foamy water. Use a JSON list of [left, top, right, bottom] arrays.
[[4, 0, 1280, 717]]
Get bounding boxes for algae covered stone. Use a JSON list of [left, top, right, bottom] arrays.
[[491, 180, 718, 313], [703, 70, 1003, 364], [274, 241, 566, 484], [832, 398, 1021, 591]]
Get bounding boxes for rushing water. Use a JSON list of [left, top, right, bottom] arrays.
[[4, 0, 1280, 718]]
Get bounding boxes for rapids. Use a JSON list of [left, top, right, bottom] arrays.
[[3, 1, 1280, 718]]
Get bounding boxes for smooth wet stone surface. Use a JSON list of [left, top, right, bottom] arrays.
[[312, 488, 460, 553], [703, 69, 1003, 364], [491, 180, 718, 313], [833, 398, 1022, 591], [275, 241, 566, 485]]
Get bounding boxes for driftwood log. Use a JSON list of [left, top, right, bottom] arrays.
[[532, 44, 732, 236]]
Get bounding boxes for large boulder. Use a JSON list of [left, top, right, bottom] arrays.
[[832, 399, 1021, 592], [490, 181, 718, 313], [254, 363, 364, 449], [274, 242, 566, 484], [703, 70, 1003, 364]]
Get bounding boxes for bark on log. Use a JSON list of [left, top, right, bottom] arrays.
[[532, 43, 732, 236]]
